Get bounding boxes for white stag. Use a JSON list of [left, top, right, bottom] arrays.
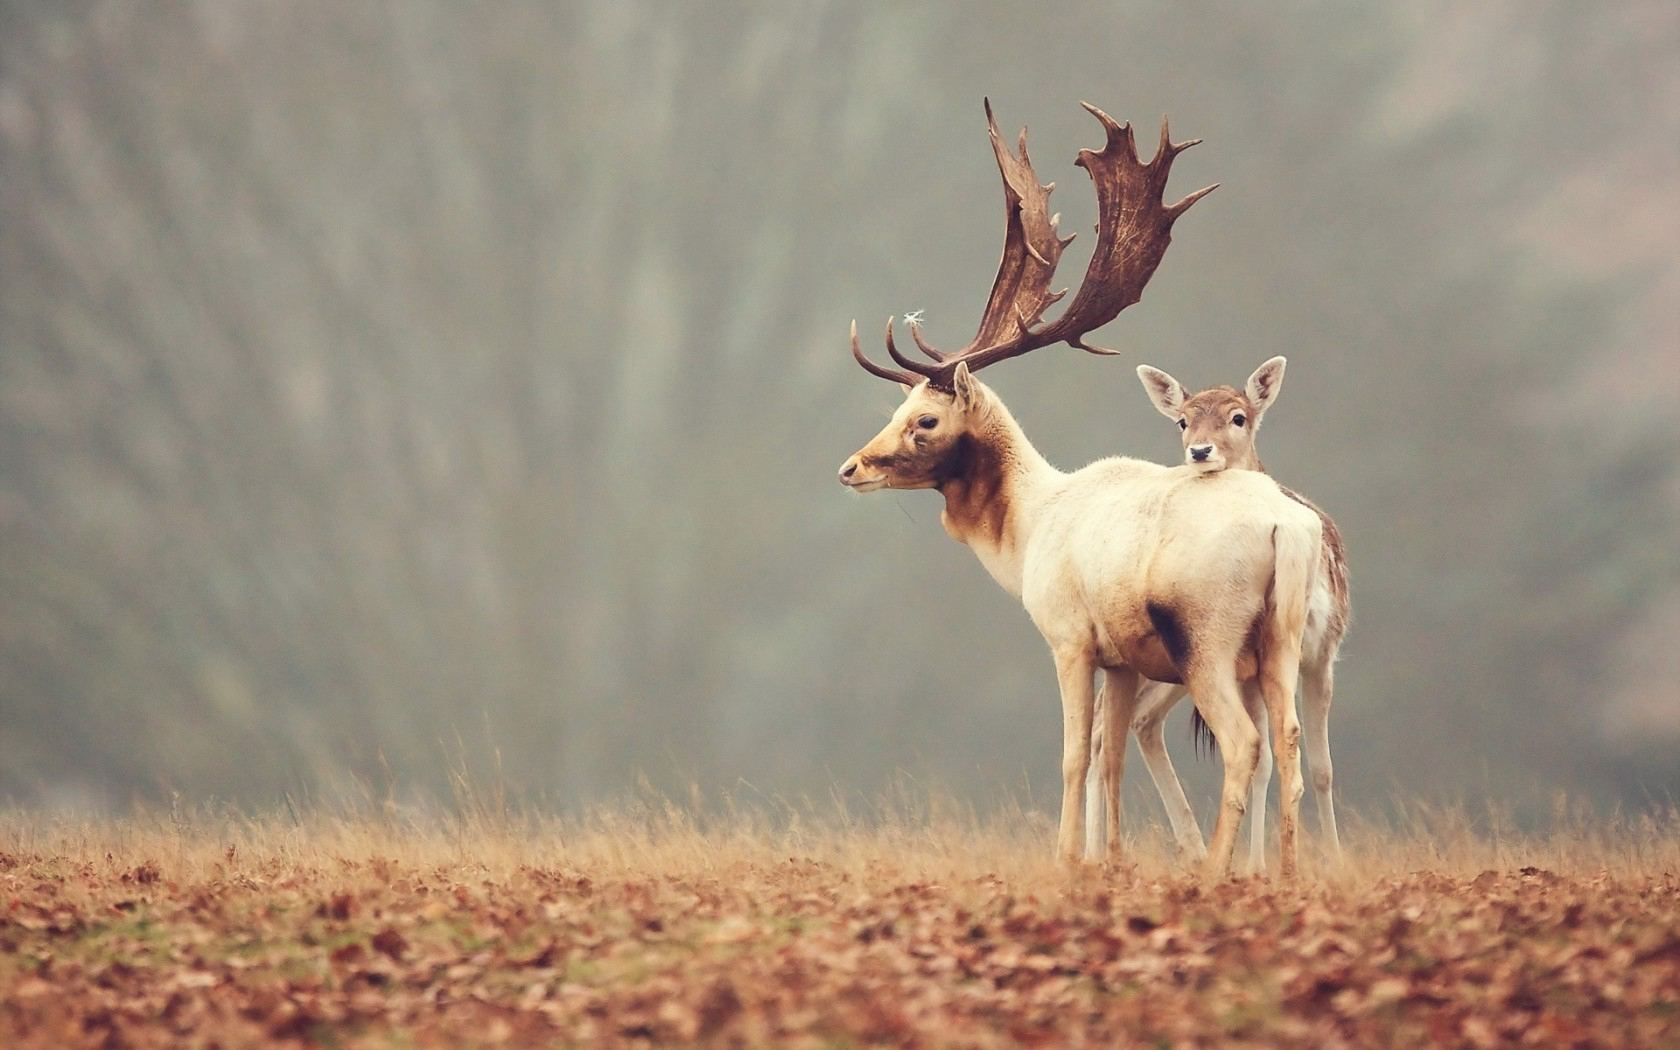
[[836, 100, 1323, 876], [1085, 359, 1351, 867]]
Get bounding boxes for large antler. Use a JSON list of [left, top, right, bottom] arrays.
[[853, 99, 1216, 390]]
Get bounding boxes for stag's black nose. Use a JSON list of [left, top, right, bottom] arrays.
[[1189, 445, 1213, 462], [839, 460, 859, 480]]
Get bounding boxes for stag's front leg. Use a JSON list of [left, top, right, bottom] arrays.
[[1053, 648, 1098, 864]]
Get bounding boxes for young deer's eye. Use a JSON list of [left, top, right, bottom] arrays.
[[1231, 413, 1246, 428], [917, 415, 939, 430], [1177, 419, 1188, 431]]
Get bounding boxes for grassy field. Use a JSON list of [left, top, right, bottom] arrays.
[[3, 799, 1678, 1047]]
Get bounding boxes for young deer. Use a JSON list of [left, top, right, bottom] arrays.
[[837, 100, 1323, 877], [1085, 359, 1350, 866]]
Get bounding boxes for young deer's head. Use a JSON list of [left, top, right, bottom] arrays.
[[838, 99, 1216, 493], [1136, 357, 1286, 472]]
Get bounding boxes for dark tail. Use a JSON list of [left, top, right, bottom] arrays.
[[1191, 708, 1215, 758]]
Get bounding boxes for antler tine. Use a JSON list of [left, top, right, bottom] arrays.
[[1069, 337, 1124, 357], [884, 317, 938, 377], [1158, 115, 1204, 160], [1079, 101, 1137, 160], [1152, 115, 1218, 218], [1151, 116, 1215, 214], [908, 322, 949, 363], [1166, 182, 1220, 220], [850, 319, 919, 386]]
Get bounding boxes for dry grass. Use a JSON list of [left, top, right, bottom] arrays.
[[3, 796, 1678, 1046], [9, 788, 1675, 883]]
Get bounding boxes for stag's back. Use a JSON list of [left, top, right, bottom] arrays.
[[1021, 462, 1322, 669]]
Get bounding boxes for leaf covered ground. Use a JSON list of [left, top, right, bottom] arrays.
[[2, 806, 1678, 1047]]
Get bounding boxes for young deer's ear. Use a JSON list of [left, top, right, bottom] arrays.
[[1136, 365, 1188, 420], [1244, 356, 1287, 420], [951, 362, 979, 409]]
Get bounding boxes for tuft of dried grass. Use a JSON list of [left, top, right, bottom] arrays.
[[4, 789, 1675, 891]]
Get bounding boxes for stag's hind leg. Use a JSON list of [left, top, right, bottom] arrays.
[[1131, 681, 1206, 858], [1184, 662, 1261, 878], [1084, 740, 1106, 861], [1085, 688, 1108, 861]]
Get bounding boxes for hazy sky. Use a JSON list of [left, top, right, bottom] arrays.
[[2, 2, 1676, 821]]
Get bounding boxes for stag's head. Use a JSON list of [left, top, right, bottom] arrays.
[[839, 99, 1216, 494], [1136, 357, 1286, 473], [838, 356, 989, 492]]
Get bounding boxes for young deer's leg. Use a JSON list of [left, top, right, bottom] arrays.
[[1084, 686, 1108, 861], [1241, 682, 1272, 874], [1185, 662, 1260, 877], [1262, 652, 1305, 881], [1053, 648, 1099, 864], [1100, 668, 1139, 862], [1130, 681, 1206, 858], [1300, 657, 1341, 858]]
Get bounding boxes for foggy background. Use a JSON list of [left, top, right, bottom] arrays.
[[2, 2, 1676, 822]]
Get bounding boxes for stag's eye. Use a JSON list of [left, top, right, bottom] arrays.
[[917, 415, 939, 430], [1177, 419, 1188, 431], [1232, 413, 1246, 428]]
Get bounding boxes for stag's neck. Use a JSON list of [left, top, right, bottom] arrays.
[[937, 397, 1059, 597]]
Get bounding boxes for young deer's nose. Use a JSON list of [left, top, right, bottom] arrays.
[[1189, 445, 1214, 462]]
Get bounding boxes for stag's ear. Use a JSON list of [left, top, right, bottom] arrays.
[[951, 362, 980, 409], [1136, 365, 1188, 420], [1244, 356, 1287, 420]]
